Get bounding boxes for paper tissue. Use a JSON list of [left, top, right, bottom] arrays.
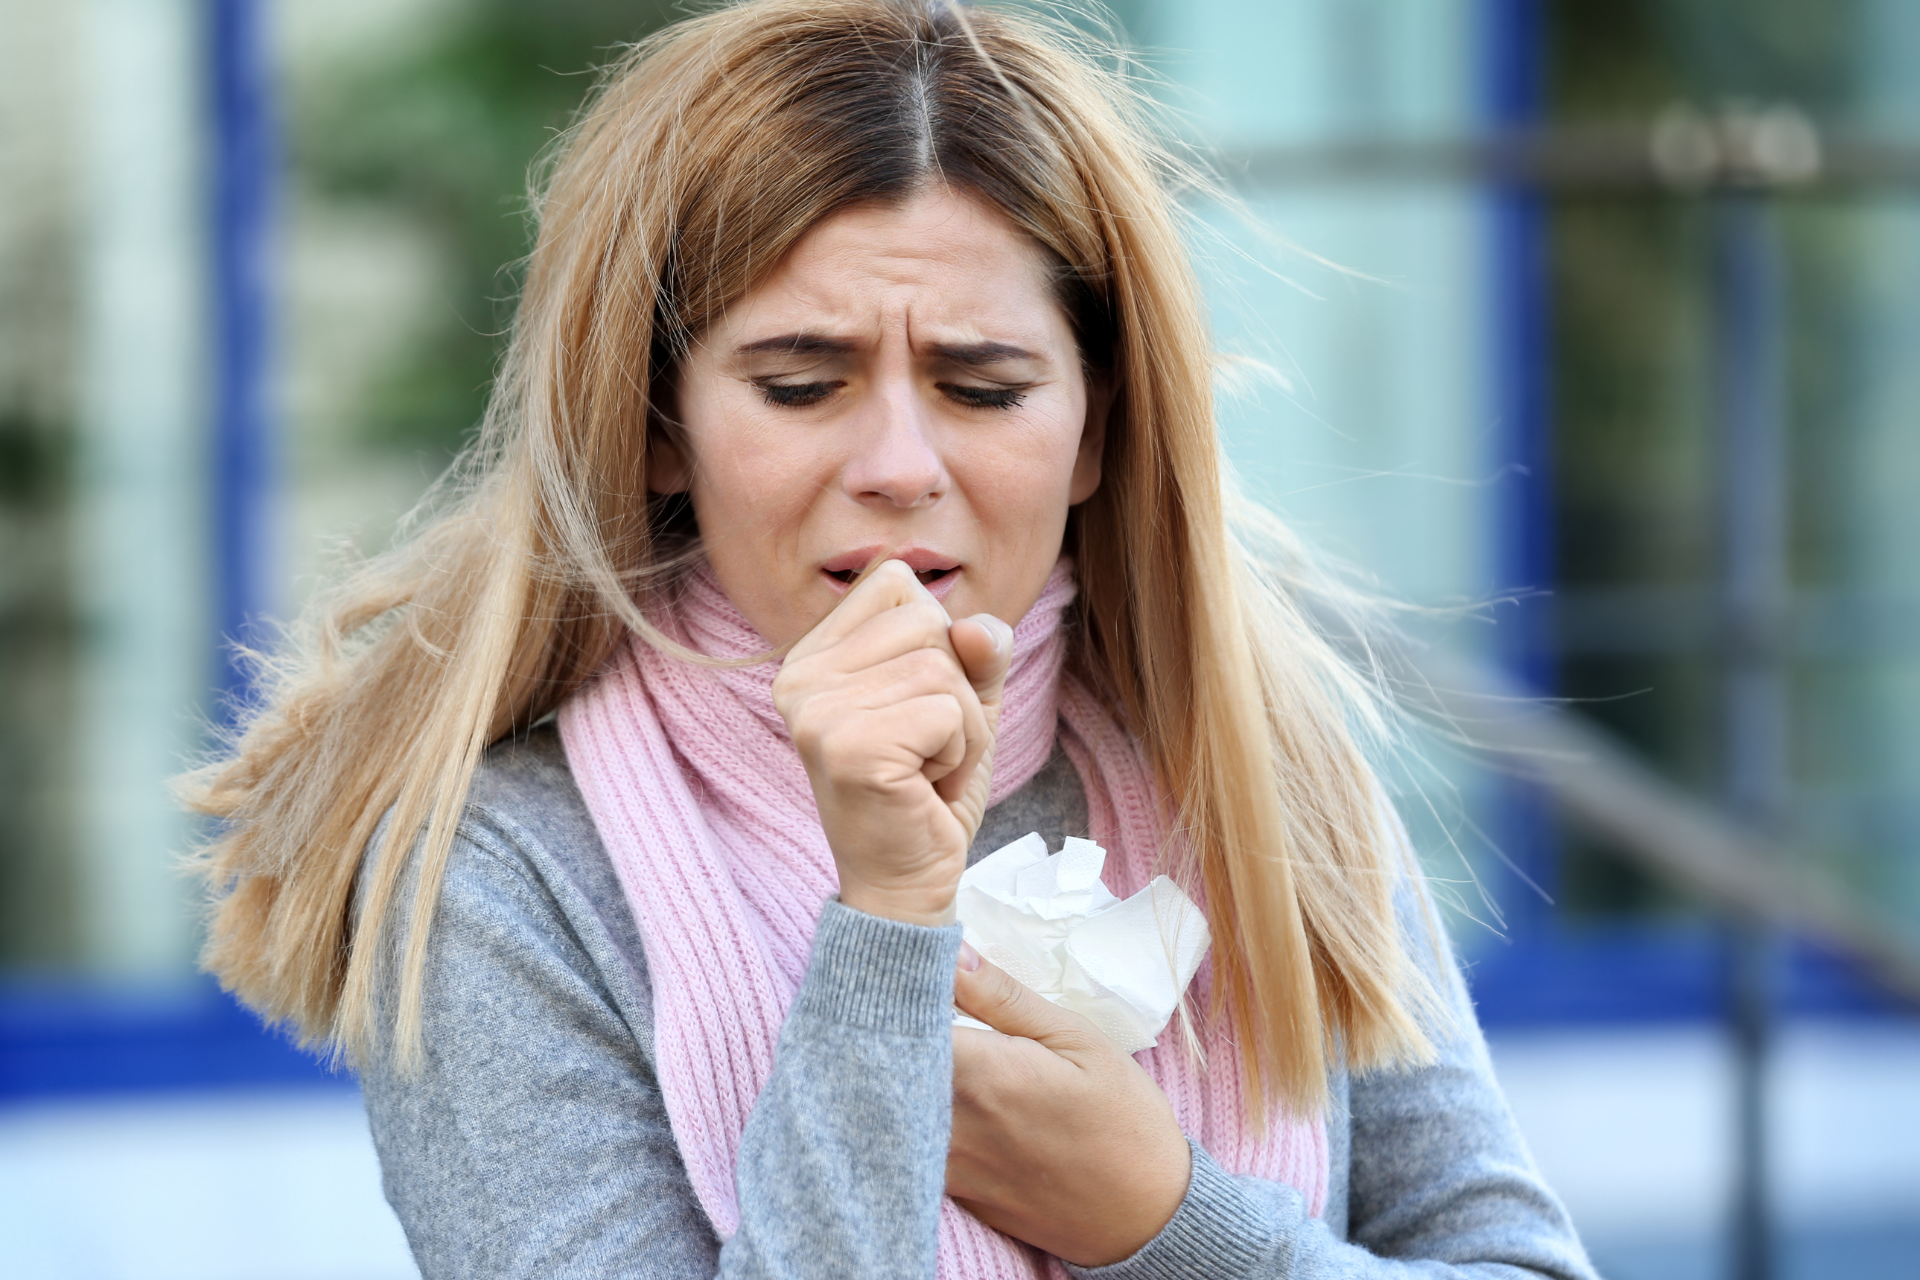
[[952, 833, 1211, 1053]]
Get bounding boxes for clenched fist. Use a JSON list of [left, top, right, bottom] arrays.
[[772, 559, 1013, 925]]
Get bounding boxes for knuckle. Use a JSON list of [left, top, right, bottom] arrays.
[[902, 647, 948, 683], [929, 693, 964, 732], [781, 686, 832, 733], [978, 968, 1027, 1012], [910, 644, 956, 687]]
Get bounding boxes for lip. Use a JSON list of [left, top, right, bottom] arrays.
[[820, 545, 964, 600]]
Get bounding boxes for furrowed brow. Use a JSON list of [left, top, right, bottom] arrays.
[[732, 333, 856, 358], [927, 341, 1040, 367]]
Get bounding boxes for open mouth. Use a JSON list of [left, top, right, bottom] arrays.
[[823, 566, 956, 588], [820, 548, 963, 594]]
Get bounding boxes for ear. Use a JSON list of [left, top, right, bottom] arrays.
[[1068, 373, 1111, 506], [647, 420, 692, 495]]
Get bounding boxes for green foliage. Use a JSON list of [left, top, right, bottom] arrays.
[[0, 409, 68, 508], [1659, 0, 1861, 115], [295, 0, 680, 458], [1543, 0, 1884, 916], [1550, 0, 1862, 120], [1549, 0, 1687, 120], [0, 407, 77, 965]]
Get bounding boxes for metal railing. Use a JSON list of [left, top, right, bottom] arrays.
[[1235, 111, 1920, 193], [1236, 109, 1920, 1280], [1406, 651, 1920, 1005]]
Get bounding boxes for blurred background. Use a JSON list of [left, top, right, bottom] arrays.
[[2, 1, 1916, 1277]]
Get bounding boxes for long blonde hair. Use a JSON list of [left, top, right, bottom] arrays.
[[187, 0, 1437, 1118]]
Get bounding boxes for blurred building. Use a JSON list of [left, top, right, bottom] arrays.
[[2, 2, 1917, 1279]]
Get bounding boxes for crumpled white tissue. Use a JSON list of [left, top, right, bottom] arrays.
[[952, 832, 1210, 1053]]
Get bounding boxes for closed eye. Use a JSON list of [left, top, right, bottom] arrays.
[[940, 383, 1028, 410], [758, 380, 840, 407]]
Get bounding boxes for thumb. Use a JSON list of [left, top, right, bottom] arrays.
[[949, 614, 1012, 719], [954, 943, 1101, 1053]]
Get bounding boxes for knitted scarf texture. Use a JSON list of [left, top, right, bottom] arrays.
[[559, 560, 1327, 1276]]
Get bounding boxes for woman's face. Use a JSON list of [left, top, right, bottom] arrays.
[[657, 186, 1105, 647]]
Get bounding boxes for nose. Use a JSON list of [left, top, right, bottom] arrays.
[[840, 375, 947, 510]]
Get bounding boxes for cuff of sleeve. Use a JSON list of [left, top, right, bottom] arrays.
[[1065, 1140, 1291, 1280], [792, 898, 964, 1039]]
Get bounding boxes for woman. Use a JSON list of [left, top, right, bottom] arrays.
[[189, 2, 1597, 1276]]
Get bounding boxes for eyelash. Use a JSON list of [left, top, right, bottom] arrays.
[[941, 383, 1027, 410], [756, 381, 1028, 411], [759, 381, 838, 407]]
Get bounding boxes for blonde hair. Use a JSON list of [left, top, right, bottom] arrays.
[[186, 0, 1437, 1118]]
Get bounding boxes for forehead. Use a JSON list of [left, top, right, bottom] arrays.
[[710, 188, 1071, 345]]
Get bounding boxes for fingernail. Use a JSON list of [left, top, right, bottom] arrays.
[[992, 618, 1012, 655], [958, 940, 982, 972]]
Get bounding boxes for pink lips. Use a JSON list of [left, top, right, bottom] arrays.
[[820, 546, 963, 600]]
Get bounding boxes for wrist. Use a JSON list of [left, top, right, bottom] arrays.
[[1083, 1134, 1192, 1266], [838, 879, 957, 927]]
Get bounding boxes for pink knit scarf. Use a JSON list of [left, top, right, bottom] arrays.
[[559, 560, 1327, 1275]]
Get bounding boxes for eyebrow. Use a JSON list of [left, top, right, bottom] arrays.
[[927, 341, 1040, 367], [732, 333, 856, 358], [730, 333, 1041, 366]]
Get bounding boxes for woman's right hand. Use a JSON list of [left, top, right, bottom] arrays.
[[772, 559, 1012, 926]]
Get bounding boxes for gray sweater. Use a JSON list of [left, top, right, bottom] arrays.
[[360, 725, 1597, 1280]]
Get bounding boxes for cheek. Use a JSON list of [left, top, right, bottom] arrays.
[[970, 397, 1087, 515], [680, 389, 822, 524]]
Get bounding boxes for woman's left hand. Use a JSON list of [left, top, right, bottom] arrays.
[[947, 947, 1193, 1267]]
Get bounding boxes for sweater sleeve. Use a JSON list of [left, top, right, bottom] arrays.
[[726, 901, 964, 1278], [1061, 900, 1598, 1280], [360, 811, 962, 1280], [361, 816, 716, 1278]]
